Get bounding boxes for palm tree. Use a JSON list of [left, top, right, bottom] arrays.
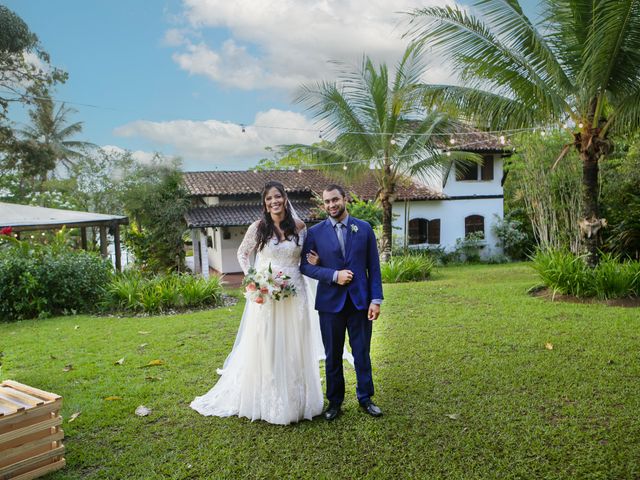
[[406, 0, 640, 266], [292, 45, 472, 261], [19, 92, 95, 175]]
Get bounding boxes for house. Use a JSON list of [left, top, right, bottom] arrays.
[[183, 133, 509, 274]]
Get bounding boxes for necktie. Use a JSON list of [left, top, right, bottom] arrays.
[[335, 222, 346, 257]]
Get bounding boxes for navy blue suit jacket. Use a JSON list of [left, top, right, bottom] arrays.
[[300, 216, 383, 313]]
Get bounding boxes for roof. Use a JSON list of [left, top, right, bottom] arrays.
[[0, 202, 129, 231], [183, 170, 446, 201], [185, 201, 319, 228]]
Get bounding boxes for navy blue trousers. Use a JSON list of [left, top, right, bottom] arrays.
[[319, 295, 374, 406]]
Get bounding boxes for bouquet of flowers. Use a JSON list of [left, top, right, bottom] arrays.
[[243, 263, 296, 304]]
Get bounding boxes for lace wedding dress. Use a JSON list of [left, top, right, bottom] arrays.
[[190, 221, 324, 425]]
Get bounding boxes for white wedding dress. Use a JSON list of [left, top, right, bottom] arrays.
[[190, 221, 324, 425]]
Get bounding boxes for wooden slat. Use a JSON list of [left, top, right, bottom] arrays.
[[0, 386, 45, 407], [1, 381, 61, 402], [0, 445, 65, 477], [0, 416, 61, 445], [0, 430, 64, 468], [0, 401, 60, 430], [11, 458, 66, 480], [0, 395, 23, 416]]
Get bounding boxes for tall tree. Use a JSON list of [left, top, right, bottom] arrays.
[[292, 45, 470, 261], [0, 5, 66, 120], [406, 0, 640, 265], [19, 93, 95, 174]]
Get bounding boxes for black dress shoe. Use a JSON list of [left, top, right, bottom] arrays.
[[360, 400, 383, 417], [323, 404, 341, 421]]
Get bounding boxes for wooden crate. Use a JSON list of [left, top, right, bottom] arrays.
[[0, 381, 65, 480]]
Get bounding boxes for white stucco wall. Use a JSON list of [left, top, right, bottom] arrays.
[[393, 198, 504, 257], [207, 226, 248, 273], [443, 155, 504, 197]]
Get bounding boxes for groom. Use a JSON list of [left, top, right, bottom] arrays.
[[301, 184, 383, 420]]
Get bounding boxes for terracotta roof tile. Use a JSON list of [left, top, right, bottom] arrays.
[[185, 201, 319, 228], [183, 170, 445, 201]]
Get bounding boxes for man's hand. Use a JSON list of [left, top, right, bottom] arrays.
[[368, 303, 380, 321], [336, 270, 354, 285]]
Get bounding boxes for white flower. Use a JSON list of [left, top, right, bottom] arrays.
[[350, 224, 359, 233]]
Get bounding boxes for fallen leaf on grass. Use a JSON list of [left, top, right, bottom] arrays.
[[74, 325, 80, 330], [68, 412, 81, 423], [142, 359, 164, 367], [135, 405, 151, 417], [63, 364, 73, 372], [445, 413, 460, 420], [545, 342, 554, 350], [138, 331, 150, 335], [138, 343, 148, 349], [114, 357, 125, 366], [50, 355, 57, 360], [145, 376, 162, 382], [104, 396, 122, 401]]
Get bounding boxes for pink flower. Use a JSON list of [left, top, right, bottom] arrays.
[[255, 296, 265, 304], [260, 287, 269, 294], [246, 282, 257, 292]]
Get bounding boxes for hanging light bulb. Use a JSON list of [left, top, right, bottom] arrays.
[[390, 138, 396, 145], [343, 164, 348, 170], [297, 168, 303, 174], [578, 122, 584, 129], [446, 151, 451, 157], [499, 135, 505, 145], [319, 130, 323, 139], [541, 130, 546, 136], [449, 138, 456, 145], [241, 124, 246, 133]]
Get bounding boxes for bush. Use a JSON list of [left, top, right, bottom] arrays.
[[531, 249, 640, 299], [0, 236, 113, 321], [381, 255, 435, 283], [102, 270, 223, 314], [491, 212, 533, 260], [454, 232, 485, 263]]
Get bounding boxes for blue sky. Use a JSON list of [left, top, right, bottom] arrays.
[[4, 0, 538, 171]]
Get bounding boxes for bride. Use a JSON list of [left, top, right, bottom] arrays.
[[190, 181, 325, 425]]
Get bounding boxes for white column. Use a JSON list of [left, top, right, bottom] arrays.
[[200, 228, 210, 279], [191, 228, 202, 274]]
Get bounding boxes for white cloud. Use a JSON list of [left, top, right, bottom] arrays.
[[100, 145, 164, 165], [113, 109, 319, 170], [168, 0, 458, 90]]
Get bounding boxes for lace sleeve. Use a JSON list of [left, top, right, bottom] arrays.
[[237, 220, 260, 275]]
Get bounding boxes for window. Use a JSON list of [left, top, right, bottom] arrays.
[[408, 218, 428, 245], [456, 161, 478, 181], [455, 155, 495, 181], [465, 215, 484, 236], [481, 156, 494, 180], [409, 218, 441, 245]]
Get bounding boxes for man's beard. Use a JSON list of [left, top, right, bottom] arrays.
[[328, 204, 346, 219]]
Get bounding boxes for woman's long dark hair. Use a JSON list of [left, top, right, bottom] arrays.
[[256, 181, 300, 251]]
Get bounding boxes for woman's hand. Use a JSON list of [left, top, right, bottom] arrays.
[[306, 249, 320, 266]]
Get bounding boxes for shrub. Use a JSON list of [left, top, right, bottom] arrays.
[[0, 236, 113, 321], [102, 270, 223, 314], [454, 232, 485, 263], [531, 249, 640, 299], [381, 255, 435, 283], [491, 212, 533, 260]]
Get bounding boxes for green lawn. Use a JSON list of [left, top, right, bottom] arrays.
[[1, 263, 639, 479]]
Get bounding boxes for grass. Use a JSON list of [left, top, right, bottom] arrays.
[[1, 263, 639, 479]]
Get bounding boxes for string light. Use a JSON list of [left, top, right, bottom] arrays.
[[342, 164, 348, 170], [541, 130, 546, 136], [499, 135, 505, 145], [241, 124, 246, 133], [449, 138, 456, 145], [390, 138, 396, 145], [578, 123, 584, 128]]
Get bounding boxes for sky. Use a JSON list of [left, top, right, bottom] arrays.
[[4, 0, 538, 171]]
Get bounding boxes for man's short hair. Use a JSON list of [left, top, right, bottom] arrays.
[[323, 184, 346, 198]]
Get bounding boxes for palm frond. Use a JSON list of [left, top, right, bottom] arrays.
[[406, 5, 571, 119]]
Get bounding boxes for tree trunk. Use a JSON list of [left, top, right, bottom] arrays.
[[581, 150, 599, 266], [576, 125, 607, 268], [380, 190, 393, 262]]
